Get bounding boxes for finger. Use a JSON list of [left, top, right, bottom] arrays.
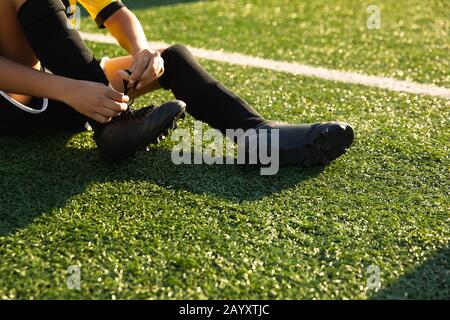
[[97, 108, 116, 118], [117, 69, 131, 81], [104, 99, 128, 112], [158, 57, 165, 72], [159, 63, 165, 77], [106, 87, 129, 103], [130, 58, 138, 73], [137, 59, 161, 89], [156, 58, 165, 77], [153, 57, 164, 76], [129, 55, 149, 84], [101, 106, 122, 118], [137, 60, 164, 90], [136, 66, 155, 90], [91, 113, 111, 124]]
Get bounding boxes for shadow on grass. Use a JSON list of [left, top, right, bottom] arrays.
[[0, 132, 323, 236], [371, 245, 450, 300]]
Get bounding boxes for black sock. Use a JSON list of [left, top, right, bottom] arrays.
[[160, 45, 266, 133], [18, 0, 107, 132]]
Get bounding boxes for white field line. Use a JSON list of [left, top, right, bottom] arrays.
[[81, 32, 450, 99]]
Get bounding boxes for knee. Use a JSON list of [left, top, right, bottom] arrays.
[[161, 44, 193, 63]]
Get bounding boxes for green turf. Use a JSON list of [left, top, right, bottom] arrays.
[[0, 39, 448, 298], [81, 0, 450, 86]]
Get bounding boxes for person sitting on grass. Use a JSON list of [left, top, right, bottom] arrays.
[[0, 0, 354, 167]]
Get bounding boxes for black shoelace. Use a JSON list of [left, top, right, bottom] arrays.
[[123, 69, 137, 109], [121, 70, 156, 119]]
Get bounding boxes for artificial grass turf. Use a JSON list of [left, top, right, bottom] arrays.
[[0, 43, 449, 299], [80, 0, 450, 87]]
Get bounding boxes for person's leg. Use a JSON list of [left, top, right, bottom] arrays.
[[159, 45, 353, 167], [159, 45, 267, 133], [102, 46, 354, 167], [102, 47, 268, 134], [16, 0, 108, 133], [14, 0, 352, 167], [14, 0, 185, 162], [0, 0, 86, 135], [0, 95, 87, 136]]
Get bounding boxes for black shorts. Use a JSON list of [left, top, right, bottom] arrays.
[[0, 92, 87, 136]]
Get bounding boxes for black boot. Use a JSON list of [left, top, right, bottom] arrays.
[[248, 121, 354, 167], [94, 100, 186, 163]]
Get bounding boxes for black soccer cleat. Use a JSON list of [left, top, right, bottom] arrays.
[[247, 121, 354, 167], [94, 100, 186, 163]]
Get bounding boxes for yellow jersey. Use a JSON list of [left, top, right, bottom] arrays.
[[66, 0, 124, 28]]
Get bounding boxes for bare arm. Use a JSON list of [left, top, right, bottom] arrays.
[[0, 56, 129, 123], [0, 56, 75, 101], [104, 7, 164, 90], [104, 7, 148, 56]]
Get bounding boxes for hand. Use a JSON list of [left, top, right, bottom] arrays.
[[118, 48, 164, 91], [63, 80, 129, 124]]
